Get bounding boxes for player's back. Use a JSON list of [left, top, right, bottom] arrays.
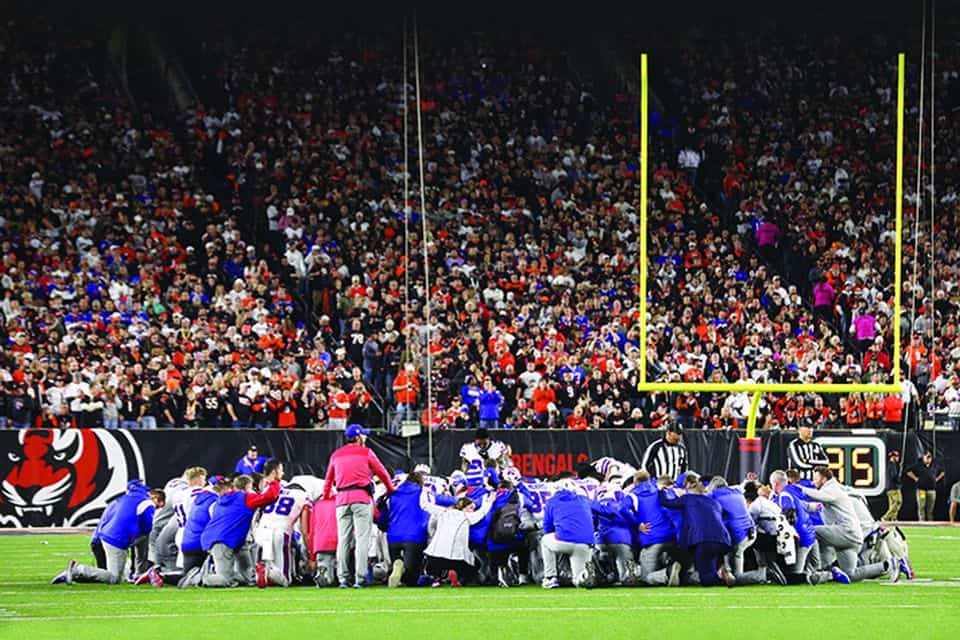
[[257, 487, 308, 533]]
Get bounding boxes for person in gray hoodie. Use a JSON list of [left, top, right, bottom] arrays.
[[800, 466, 909, 583]]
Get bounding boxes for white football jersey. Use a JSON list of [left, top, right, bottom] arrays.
[[257, 487, 310, 532], [171, 486, 205, 528], [289, 475, 325, 502], [423, 474, 450, 496], [575, 477, 600, 500], [459, 440, 508, 465], [592, 457, 637, 480]]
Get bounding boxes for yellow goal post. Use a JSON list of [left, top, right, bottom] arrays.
[[636, 53, 907, 442]]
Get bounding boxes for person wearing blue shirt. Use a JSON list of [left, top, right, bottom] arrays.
[[381, 471, 432, 587], [765, 471, 840, 585], [707, 477, 767, 585], [53, 480, 163, 585], [477, 379, 504, 430], [486, 481, 528, 587], [177, 481, 231, 585], [461, 377, 482, 423], [195, 463, 282, 588], [785, 470, 823, 525], [659, 473, 733, 587], [628, 471, 682, 586], [235, 445, 266, 474], [769, 470, 821, 574], [591, 478, 639, 585], [540, 478, 597, 589]]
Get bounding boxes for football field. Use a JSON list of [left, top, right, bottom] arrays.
[[2, 528, 959, 640]]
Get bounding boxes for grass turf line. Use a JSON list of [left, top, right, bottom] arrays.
[[0, 527, 959, 640]]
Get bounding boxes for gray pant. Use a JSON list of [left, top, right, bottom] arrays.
[[201, 543, 243, 588], [73, 541, 126, 584], [600, 543, 634, 583], [314, 552, 338, 586], [153, 516, 180, 570], [790, 543, 832, 583], [336, 502, 373, 585], [638, 543, 672, 586], [541, 533, 592, 586], [725, 528, 756, 576], [726, 529, 766, 585], [815, 525, 886, 582], [148, 504, 175, 564]]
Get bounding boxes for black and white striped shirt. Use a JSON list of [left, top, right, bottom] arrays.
[[787, 438, 830, 481], [641, 439, 689, 480]]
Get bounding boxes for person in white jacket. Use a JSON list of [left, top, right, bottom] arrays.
[[420, 491, 495, 586], [801, 467, 907, 583]]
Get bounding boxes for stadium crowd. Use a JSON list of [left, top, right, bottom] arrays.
[[1, 19, 960, 433], [50, 428, 915, 589]]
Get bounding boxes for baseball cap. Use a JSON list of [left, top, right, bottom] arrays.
[[345, 424, 370, 439]]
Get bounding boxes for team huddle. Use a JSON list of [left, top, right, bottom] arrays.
[[50, 426, 914, 590]]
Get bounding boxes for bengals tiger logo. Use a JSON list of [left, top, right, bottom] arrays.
[[0, 429, 145, 528]]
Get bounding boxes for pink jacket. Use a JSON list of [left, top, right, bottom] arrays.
[[309, 497, 338, 554], [755, 222, 781, 248], [322, 442, 394, 506], [813, 282, 835, 307], [853, 314, 877, 341]]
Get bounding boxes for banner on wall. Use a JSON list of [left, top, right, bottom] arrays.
[[0, 428, 956, 527]]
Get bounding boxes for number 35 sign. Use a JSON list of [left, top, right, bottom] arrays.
[[814, 437, 887, 496]]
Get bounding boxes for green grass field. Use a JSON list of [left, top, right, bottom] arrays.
[[2, 528, 959, 640]]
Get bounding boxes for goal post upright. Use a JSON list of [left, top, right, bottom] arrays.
[[636, 54, 907, 480]]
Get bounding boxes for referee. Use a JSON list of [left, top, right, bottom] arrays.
[[787, 420, 829, 481], [641, 422, 688, 480]]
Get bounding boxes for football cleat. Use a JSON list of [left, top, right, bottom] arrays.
[[133, 570, 153, 586], [580, 560, 597, 589], [149, 567, 164, 588], [719, 566, 735, 587], [64, 560, 76, 586], [178, 566, 202, 589], [888, 558, 901, 583], [255, 561, 268, 589], [668, 561, 682, 587], [388, 559, 404, 588], [900, 558, 914, 580], [448, 570, 461, 588], [542, 577, 560, 589], [766, 563, 787, 586], [831, 567, 851, 585], [338, 581, 350, 589]]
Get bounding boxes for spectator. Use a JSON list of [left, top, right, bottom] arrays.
[[882, 449, 903, 521], [477, 378, 504, 430], [391, 364, 420, 434], [235, 446, 266, 475], [532, 379, 557, 429], [950, 480, 960, 523], [906, 452, 944, 522]]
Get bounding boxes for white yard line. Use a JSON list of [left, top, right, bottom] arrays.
[[0, 603, 946, 623]]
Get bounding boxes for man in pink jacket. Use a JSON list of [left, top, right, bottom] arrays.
[[323, 424, 394, 588]]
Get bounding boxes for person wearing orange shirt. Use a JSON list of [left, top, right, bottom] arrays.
[[844, 393, 865, 428], [883, 394, 904, 430], [566, 405, 588, 431], [865, 394, 884, 429], [532, 379, 557, 429], [390, 363, 420, 434], [327, 381, 353, 430]]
